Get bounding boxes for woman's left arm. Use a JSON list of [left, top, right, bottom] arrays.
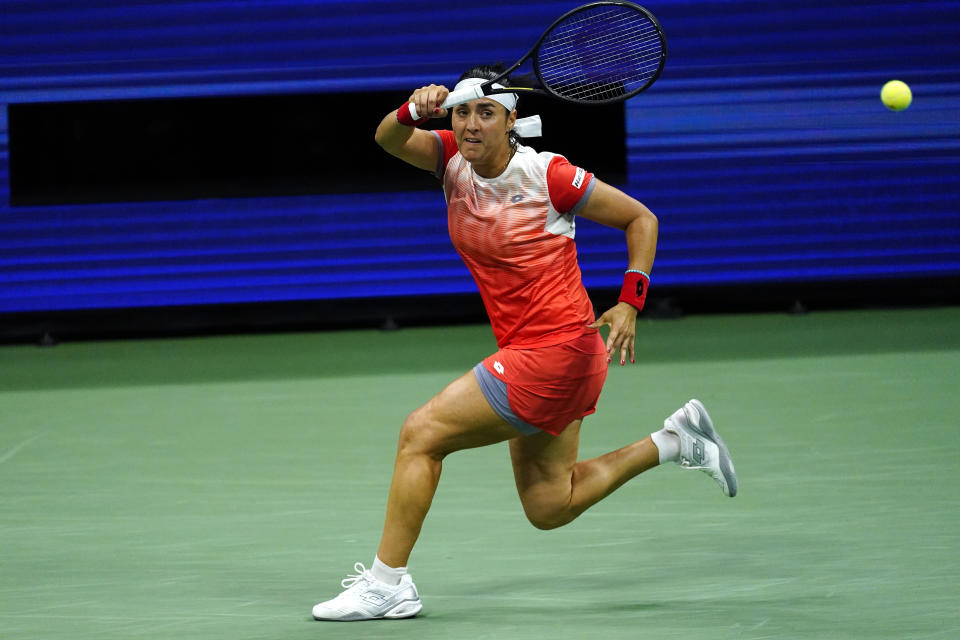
[[578, 179, 659, 366]]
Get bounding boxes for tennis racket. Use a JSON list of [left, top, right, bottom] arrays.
[[410, 1, 667, 119]]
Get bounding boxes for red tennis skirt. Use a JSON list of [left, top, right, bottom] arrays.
[[481, 330, 608, 435]]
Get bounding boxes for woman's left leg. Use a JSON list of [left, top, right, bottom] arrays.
[[509, 420, 661, 530]]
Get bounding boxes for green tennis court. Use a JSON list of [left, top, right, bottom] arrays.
[[2, 307, 958, 639]]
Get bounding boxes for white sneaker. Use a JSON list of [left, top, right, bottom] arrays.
[[312, 562, 423, 621], [663, 399, 738, 497]]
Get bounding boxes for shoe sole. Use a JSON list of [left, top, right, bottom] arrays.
[[687, 399, 738, 497], [383, 599, 423, 619], [313, 600, 422, 622]]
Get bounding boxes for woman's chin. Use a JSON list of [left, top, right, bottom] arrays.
[[459, 144, 484, 159]]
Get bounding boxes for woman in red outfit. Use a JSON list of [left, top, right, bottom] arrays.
[[312, 65, 737, 622]]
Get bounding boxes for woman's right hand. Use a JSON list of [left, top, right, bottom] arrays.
[[408, 85, 450, 120]]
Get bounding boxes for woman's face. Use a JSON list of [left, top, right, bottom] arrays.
[[451, 99, 516, 168]]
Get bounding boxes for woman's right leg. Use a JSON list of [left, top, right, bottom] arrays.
[[313, 369, 521, 621], [377, 369, 522, 568]]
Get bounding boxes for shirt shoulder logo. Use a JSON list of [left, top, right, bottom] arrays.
[[572, 167, 586, 189]]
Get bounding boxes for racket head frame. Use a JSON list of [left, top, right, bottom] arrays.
[[437, 1, 667, 112], [531, 1, 668, 105]]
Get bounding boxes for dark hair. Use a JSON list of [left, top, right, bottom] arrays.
[[458, 63, 523, 150]]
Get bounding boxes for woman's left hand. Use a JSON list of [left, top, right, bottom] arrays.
[[588, 302, 638, 365]]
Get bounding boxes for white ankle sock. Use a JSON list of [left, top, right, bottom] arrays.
[[371, 555, 406, 586], [651, 427, 680, 464]]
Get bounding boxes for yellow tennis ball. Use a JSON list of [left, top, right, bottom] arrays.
[[881, 80, 912, 111]]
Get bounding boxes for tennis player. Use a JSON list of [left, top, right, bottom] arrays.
[[311, 65, 738, 621]]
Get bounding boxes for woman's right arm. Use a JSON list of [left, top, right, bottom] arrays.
[[374, 84, 449, 172]]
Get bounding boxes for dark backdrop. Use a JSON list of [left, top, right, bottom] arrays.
[[1, 0, 958, 340]]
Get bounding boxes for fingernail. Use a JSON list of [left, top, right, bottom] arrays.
[[607, 357, 611, 363], [631, 358, 635, 363], [433, 107, 440, 113], [620, 359, 625, 365]]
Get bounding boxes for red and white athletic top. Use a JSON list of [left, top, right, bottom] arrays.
[[432, 130, 597, 349]]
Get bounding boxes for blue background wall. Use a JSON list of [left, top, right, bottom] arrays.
[[1, 0, 958, 314]]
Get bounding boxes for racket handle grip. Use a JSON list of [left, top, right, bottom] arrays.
[[408, 84, 485, 120]]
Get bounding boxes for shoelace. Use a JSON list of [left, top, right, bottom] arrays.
[[340, 562, 370, 589]]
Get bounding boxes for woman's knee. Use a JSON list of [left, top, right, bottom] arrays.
[[517, 487, 575, 530], [397, 406, 447, 460], [522, 503, 568, 530]]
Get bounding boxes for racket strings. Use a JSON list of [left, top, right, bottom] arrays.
[[544, 14, 661, 58], [541, 38, 663, 84], [536, 5, 664, 102], [541, 10, 661, 71], [542, 30, 663, 70], [541, 19, 660, 97]]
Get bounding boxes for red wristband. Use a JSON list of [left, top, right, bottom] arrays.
[[396, 102, 429, 127], [618, 270, 649, 311]]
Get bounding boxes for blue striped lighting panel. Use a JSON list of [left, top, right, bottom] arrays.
[[1, 0, 958, 312]]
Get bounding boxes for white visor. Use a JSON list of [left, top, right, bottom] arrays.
[[453, 77, 517, 112], [452, 77, 541, 137]]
